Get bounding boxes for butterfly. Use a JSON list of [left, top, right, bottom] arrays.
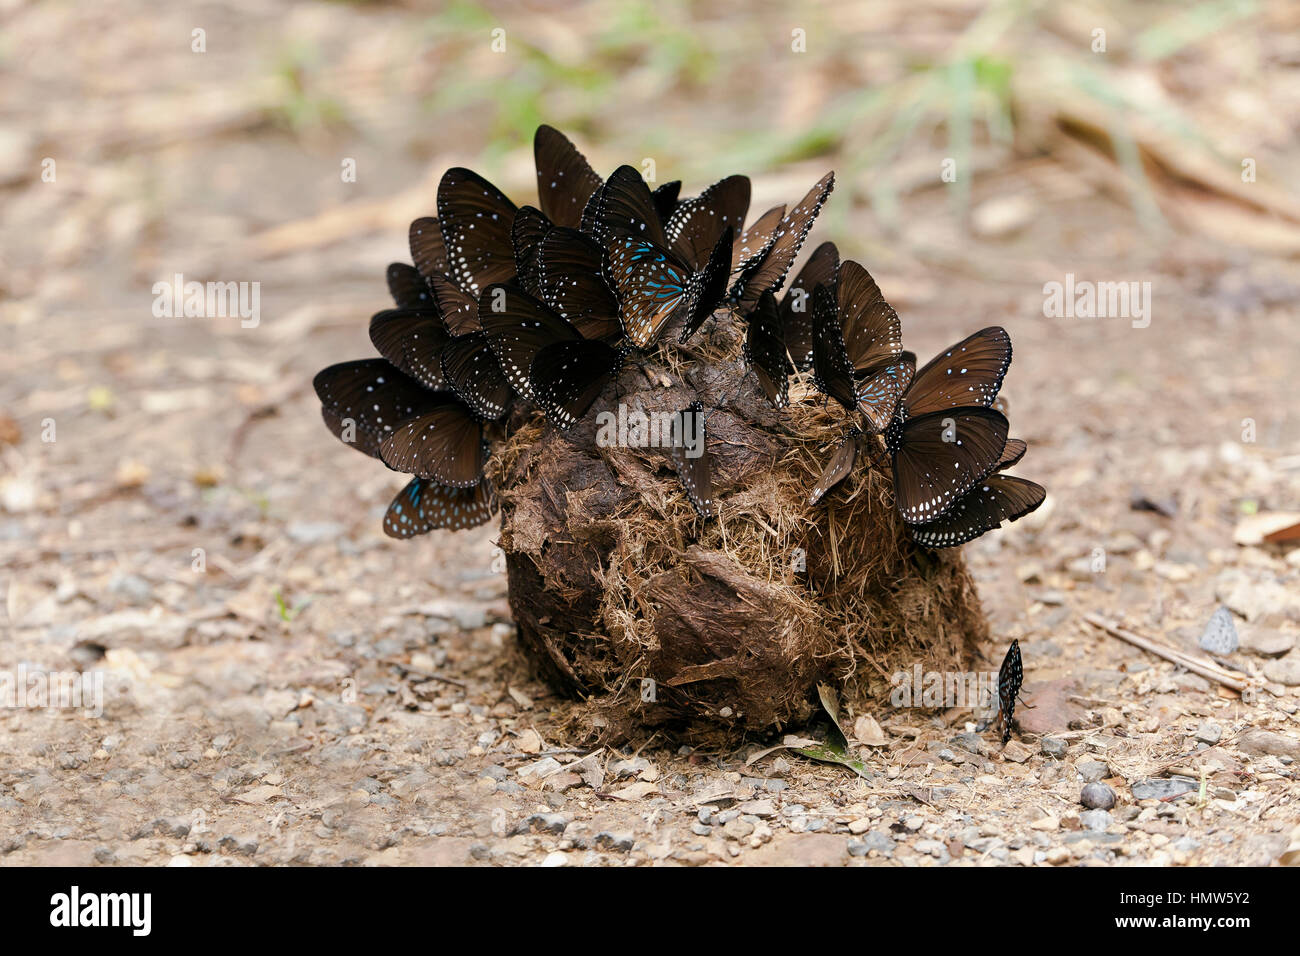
[[884, 405, 1010, 524], [810, 267, 908, 431], [408, 217, 449, 282], [808, 427, 864, 506], [529, 338, 625, 429], [384, 475, 497, 538], [604, 226, 733, 349], [670, 401, 714, 518], [909, 473, 1044, 548], [730, 172, 834, 313], [437, 167, 519, 296], [368, 308, 451, 393], [582, 164, 668, 249], [780, 241, 839, 372], [479, 283, 582, 402], [377, 393, 489, 488], [896, 326, 1012, 422], [427, 271, 481, 335], [534, 125, 603, 230], [743, 290, 790, 408], [439, 330, 513, 421], [994, 639, 1027, 745], [387, 263, 436, 310], [663, 174, 750, 271], [530, 227, 622, 341], [313, 359, 438, 462]]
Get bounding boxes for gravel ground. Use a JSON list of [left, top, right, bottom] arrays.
[[2, 0, 1299, 867]]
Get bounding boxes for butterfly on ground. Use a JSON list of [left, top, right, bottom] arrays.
[[439, 327, 513, 421], [529, 338, 625, 429], [383, 475, 498, 538], [528, 226, 622, 341], [730, 172, 835, 314], [368, 308, 452, 393], [993, 639, 1028, 745], [810, 264, 909, 431], [478, 283, 583, 403], [437, 167, 519, 296], [670, 400, 715, 518], [377, 392, 491, 489], [408, 218, 449, 282], [533, 125, 603, 230]]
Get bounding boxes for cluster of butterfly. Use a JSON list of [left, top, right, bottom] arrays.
[[313, 125, 833, 533], [795, 245, 1047, 545], [313, 125, 1042, 545]]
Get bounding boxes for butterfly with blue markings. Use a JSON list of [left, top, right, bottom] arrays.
[[384, 475, 498, 538]]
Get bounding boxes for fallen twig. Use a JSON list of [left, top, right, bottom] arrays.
[[1083, 613, 1257, 695]]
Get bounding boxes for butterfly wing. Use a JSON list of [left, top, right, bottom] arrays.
[[997, 438, 1027, 471], [437, 167, 519, 296], [731, 204, 784, 276], [582, 164, 667, 249], [533, 125, 603, 229], [743, 290, 789, 408], [838, 260, 901, 372], [909, 474, 1045, 548], [678, 225, 735, 344], [384, 476, 498, 537], [314, 359, 437, 461], [780, 241, 839, 371], [511, 205, 552, 295], [996, 640, 1024, 744], [408, 218, 449, 281], [604, 235, 690, 350], [808, 428, 862, 505], [428, 271, 480, 335], [891, 407, 1010, 524], [479, 284, 582, 401], [652, 180, 682, 223], [730, 172, 834, 312], [387, 263, 435, 310], [439, 331, 512, 421], [533, 227, 622, 341], [530, 339, 623, 428], [811, 283, 857, 410], [854, 351, 915, 433], [368, 309, 452, 393], [670, 401, 714, 518], [665, 175, 750, 271], [378, 396, 487, 487], [903, 326, 1012, 420]]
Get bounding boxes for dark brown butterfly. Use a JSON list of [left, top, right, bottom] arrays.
[[428, 271, 480, 335], [439, 330, 513, 421], [808, 427, 864, 506], [534, 125, 603, 230], [511, 205, 552, 294], [582, 164, 667, 250], [780, 241, 839, 372], [531, 227, 622, 341], [743, 290, 789, 408], [378, 393, 488, 488], [897, 326, 1012, 421], [314, 359, 437, 462], [663, 175, 750, 271], [479, 283, 582, 402], [909, 473, 1045, 548], [604, 226, 733, 349], [884, 405, 1010, 524], [810, 266, 908, 432], [730, 172, 834, 313], [530, 338, 624, 429], [384, 475, 498, 537], [368, 308, 451, 393], [437, 167, 519, 296], [670, 401, 714, 518], [994, 639, 1025, 745], [731, 204, 784, 276]]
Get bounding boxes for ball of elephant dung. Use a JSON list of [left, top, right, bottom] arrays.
[[1080, 781, 1116, 810]]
